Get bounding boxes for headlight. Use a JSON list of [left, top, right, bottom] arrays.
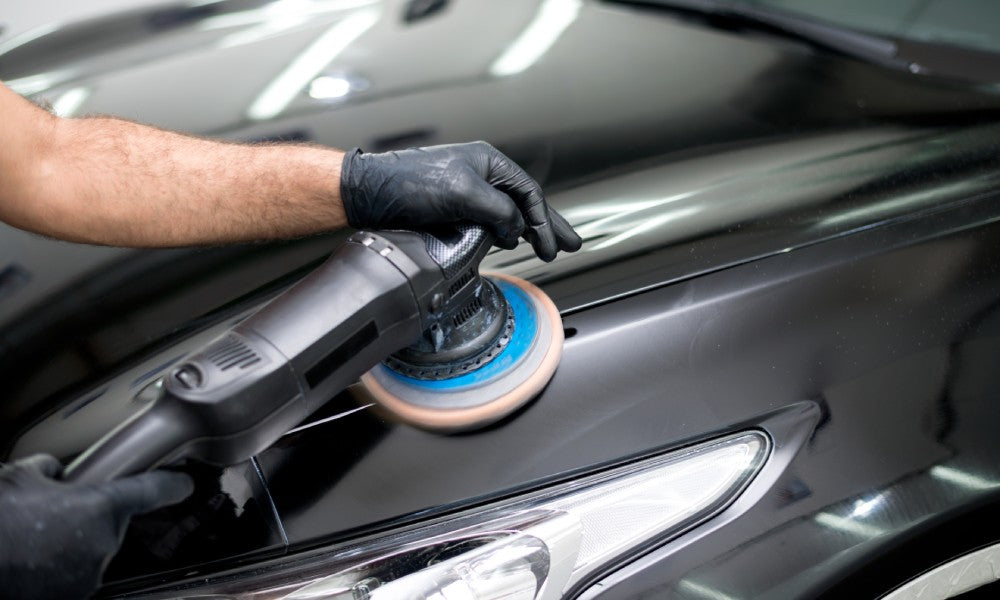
[[120, 432, 768, 600]]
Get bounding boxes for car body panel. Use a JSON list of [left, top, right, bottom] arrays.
[[3, 0, 1000, 597]]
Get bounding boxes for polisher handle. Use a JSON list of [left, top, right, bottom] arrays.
[[62, 225, 499, 483], [412, 224, 494, 278], [61, 402, 196, 484], [64, 233, 426, 483]]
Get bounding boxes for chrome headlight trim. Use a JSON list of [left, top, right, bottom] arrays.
[[121, 431, 769, 600]]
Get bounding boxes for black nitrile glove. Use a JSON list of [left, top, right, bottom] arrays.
[[340, 142, 582, 262], [0, 454, 194, 600]]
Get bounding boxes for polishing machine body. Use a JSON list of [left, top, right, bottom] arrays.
[[63, 225, 515, 483]]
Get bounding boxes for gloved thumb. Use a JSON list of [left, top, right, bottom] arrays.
[[103, 470, 195, 518]]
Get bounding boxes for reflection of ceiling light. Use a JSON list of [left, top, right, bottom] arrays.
[[850, 494, 884, 517], [0, 22, 60, 57], [678, 580, 741, 600], [568, 191, 696, 243], [5, 69, 74, 96], [52, 87, 90, 117], [490, 0, 582, 77], [589, 206, 701, 251], [199, 0, 378, 31], [216, 17, 310, 49], [308, 75, 352, 99], [814, 512, 885, 538], [246, 8, 379, 121], [930, 465, 1000, 491]]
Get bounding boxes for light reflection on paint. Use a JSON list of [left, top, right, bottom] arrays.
[[5, 69, 75, 96], [814, 512, 886, 538], [815, 178, 986, 228], [568, 192, 696, 227], [308, 75, 353, 99], [490, 0, 582, 77], [930, 465, 1000, 491], [850, 494, 884, 517], [246, 7, 380, 120], [589, 206, 702, 251], [52, 86, 90, 117], [0, 22, 61, 57], [198, 0, 378, 31], [677, 580, 741, 600], [216, 17, 311, 49]]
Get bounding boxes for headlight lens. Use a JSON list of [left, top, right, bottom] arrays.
[[121, 432, 768, 600]]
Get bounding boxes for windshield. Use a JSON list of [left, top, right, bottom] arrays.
[[747, 0, 998, 54], [606, 0, 1000, 83]]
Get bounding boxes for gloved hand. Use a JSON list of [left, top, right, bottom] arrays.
[[340, 141, 582, 262], [0, 454, 194, 600]]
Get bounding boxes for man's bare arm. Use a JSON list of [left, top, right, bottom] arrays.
[[0, 82, 582, 258], [0, 82, 347, 246]]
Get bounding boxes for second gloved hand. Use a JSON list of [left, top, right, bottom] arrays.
[[340, 141, 582, 262], [0, 455, 194, 600]]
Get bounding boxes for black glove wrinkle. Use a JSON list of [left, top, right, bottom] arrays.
[[339, 147, 365, 228], [0, 455, 194, 600], [340, 141, 582, 262]]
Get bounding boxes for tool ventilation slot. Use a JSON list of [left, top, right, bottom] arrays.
[[453, 297, 483, 328], [448, 269, 475, 298], [205, 334, 262, 370]]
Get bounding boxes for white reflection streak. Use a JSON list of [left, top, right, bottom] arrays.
[[564, 192, 696, 250], [246, 8, 379, 120], [850, 494, 884, 517], [814, 512, 885, 538], [52, 87, 90, 117], [817, 179, 977, 228], [489, 0, 582, 77], [0, 22, 60, 56], [309, 75, 352, 99], [216, 16, 310, 49], [199, 0, 378, 31], [930, 465, 1000, 491], [677, 580, 741, 600], [589, 206, 701, 251], [282, 403, 373, 436], [5, 70, 75, 96], [211, 0, 380, 49], [568, 191, 696, 231]]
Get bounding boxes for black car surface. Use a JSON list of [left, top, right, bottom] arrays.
[[3, 1, 1000, 598]]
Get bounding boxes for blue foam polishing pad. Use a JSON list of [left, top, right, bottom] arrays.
[[359, 273, 563, 432]]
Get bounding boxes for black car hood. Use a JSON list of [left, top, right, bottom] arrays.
[[3, 0, 1000, 587], [4, 0, 1000, 437]]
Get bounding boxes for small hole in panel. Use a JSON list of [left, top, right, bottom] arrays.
[[564, 327, 578, 339]]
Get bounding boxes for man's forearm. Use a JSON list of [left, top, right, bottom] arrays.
[[1, 82, 581, 259], [11, 111, 347, 246]]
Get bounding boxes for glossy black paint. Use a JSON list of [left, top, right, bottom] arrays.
[[3, 0, 1000, 597], [104, 458, 288, 582], [575, 196, 1000, 598]]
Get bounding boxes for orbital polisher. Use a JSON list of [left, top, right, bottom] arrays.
[[64, 225, 563, 483]]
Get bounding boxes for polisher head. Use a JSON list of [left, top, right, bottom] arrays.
[[359, 272, 563, 432]]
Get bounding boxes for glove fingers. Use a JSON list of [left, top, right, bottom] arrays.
[[14, 453, 63, 478], [462, 178, 527, 243], [549, 208, 583, 252], [507, 182, 559, 261], [483, 151, 548, 222], [526, 218, 559, 262], [103, 470, 195, 519], [484, 162, 558, 261], [481, 150, 562, 261]]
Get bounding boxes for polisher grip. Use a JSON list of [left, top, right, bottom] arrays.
[[63, 225, 498, 483]]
